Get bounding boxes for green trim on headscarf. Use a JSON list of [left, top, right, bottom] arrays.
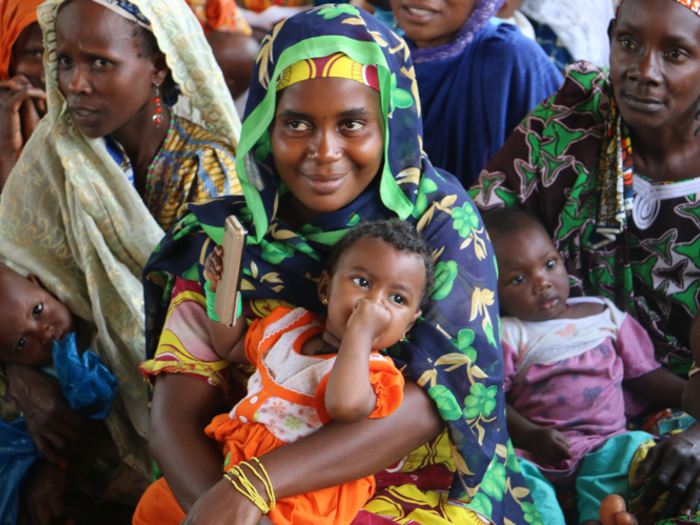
[[236, 34, 413, 244]]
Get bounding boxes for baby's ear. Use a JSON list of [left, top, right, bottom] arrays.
[[317, 271, 332, 304], [406, 308, 422, 333]]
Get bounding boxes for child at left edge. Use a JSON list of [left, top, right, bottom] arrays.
[[202, 220, 435, 525]]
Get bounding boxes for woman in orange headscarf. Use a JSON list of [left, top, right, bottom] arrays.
[[0, 0, 46, 192]]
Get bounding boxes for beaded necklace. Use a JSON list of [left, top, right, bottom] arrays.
[[143, 114, 176, 203]]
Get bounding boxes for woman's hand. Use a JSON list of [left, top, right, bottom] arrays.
[[18, 460, 71, 525], [6, 364, 102, 467], [631, 422, 700, 519], [181, 477, 264, 525]]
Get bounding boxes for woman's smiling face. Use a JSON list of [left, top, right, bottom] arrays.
[[55, 0, 167, 139], [391, 0, 478, 49], [270, 77, 384, 225], [609, 0, 700, 130]]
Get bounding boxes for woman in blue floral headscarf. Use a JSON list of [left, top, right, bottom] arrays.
[[136, 7, 539, 525]]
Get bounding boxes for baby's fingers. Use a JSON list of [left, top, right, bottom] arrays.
[[212, 245, 224, 272], [552, 438, 572, 460]]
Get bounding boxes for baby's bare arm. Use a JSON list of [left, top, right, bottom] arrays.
[[208, 320, 248, 364], [325, 300, 389, 422]]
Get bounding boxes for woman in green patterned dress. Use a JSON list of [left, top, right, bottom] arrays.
[[471, 0, 700, 521]]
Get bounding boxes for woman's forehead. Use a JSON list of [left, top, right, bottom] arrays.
[[57, 0, 133, 34], [56, 0, 139, 49]]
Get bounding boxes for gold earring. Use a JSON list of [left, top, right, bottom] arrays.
[[400, 334, 406, 342], [322, 298, 329, 305]]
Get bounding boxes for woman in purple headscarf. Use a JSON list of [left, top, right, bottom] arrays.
[[392, 0, 562, 188]]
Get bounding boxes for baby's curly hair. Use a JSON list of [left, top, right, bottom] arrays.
[[325, 220, 436, 306]]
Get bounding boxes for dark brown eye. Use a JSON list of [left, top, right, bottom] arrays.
[[33, 303, 43, 318], [352, 277, 369, 288], [391, 294, 406, 305]]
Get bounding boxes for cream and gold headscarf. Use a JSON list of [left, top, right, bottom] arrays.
[[0, 0, 241, 478]]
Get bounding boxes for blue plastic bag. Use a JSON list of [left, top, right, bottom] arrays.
[[53, 333, 118, 420], [0, 418, 39, 525], [0, 334, 119, 524]]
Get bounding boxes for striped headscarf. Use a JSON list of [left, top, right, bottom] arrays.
[[617, 0, 700, 14], [276, 52, 380, 92]]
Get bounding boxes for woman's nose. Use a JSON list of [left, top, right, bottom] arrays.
[[307, 129, 343, 163], [66, 66, 92, 96], [628, 49, 663, 86]]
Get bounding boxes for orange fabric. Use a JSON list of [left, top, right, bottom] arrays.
[[239, 306, 404, 429], [0, 0, 43, 80], [184, 0, 252, 35], [244, 304, 298, 365], [132, 477, 186, 525], [206, 414, 376, 525], [315, 355, 405, 424], [241, 0, 312, 14]]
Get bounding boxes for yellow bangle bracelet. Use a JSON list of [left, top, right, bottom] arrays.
[[240, 458, 276, 511], [223, 470, 270, 514]]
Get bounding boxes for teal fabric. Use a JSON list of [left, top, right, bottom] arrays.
[[519, 459, 566, 525], [519, 431, 654, 523], [577, 431, 654, 521]]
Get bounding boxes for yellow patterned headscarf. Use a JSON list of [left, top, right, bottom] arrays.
[[617, 0, 700, 15], [276, 52, 380, 92]]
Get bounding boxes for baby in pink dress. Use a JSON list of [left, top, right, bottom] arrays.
[[483, 208, 686, 525]]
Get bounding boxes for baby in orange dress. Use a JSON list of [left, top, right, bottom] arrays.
[[203, 220, 435, 525]]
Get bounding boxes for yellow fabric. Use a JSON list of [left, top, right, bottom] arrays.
[[140, 290, 291, 396], [689, 361, 700, 378], [276, 52, 377, 92], [628, 438, 665, 517], [143, 116, 241, 232], [364, 485, 484, 524]]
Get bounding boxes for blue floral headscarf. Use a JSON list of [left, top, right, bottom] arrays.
[[144, 6, 538, 524]]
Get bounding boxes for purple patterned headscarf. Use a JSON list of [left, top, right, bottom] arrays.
[[409, 0, 505, 64]]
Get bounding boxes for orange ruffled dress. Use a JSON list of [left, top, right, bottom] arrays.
[[208, 305, 405, 525]]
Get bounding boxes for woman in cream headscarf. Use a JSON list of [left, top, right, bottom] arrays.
[[0, 0, 241, 513]]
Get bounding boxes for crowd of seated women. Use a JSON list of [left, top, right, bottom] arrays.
[[1, 0, 700, 524]]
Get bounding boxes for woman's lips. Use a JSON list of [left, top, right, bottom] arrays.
[[71, 106, 100, 125], [302, 173, 347, 195], [401, 4, 439, 23], [623, 94, 664, 113]]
